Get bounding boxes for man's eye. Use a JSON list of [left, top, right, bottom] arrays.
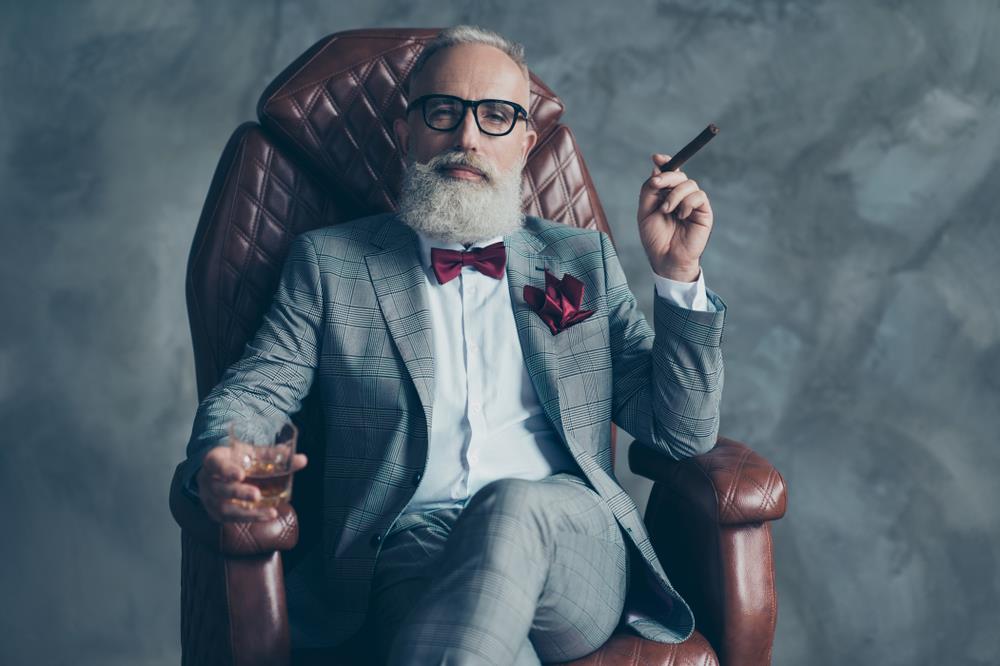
[[429, 108, 458, 120], [480, 104, 513, 123]]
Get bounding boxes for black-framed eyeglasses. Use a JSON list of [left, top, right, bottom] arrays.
[[405, 94, 530, 137]]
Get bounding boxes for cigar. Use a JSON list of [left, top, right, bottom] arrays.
[[659, 124, 719, 172]]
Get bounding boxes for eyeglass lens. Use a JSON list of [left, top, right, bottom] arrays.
[[424, 96, 518, 135]]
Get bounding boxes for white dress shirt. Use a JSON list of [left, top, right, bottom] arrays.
[[402, 228, 715, 514]]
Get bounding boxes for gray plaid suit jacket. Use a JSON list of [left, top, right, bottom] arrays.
[[184, 212, 726, 646]]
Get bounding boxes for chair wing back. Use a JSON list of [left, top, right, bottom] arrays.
[[185, 27, 615, 563]]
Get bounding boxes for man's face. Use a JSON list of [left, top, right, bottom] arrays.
[[394, 43, 538, 180]]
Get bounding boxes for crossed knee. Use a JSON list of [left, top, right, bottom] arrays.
[[465, 477, 554, 520], [454, 478, 559, 553]]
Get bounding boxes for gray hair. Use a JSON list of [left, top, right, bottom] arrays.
[[408, 25, 530, 89]]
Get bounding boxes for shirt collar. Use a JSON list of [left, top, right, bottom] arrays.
[[414, 230, 505, 272]]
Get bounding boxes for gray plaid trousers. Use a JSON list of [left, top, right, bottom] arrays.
[[372, 473, 629, 665]]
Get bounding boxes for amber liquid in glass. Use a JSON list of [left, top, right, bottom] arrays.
[[244, 461, 292, 507]]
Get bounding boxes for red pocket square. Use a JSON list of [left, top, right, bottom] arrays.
[[523, 270, 596, 335]]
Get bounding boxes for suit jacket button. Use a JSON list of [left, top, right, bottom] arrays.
[[412, 472, 423, 486], [370, 533, 383, 548]]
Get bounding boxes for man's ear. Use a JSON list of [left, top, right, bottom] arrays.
[[521, 126, 538, 162], [393, 117, 410, 159]]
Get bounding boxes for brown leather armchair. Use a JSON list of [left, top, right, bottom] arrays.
[[169, 28, 787, 666]]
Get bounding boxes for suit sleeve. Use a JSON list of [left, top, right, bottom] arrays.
[[180, 233, 324, 497], [601, 232, 726, 460]]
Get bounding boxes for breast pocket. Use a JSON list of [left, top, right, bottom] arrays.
[[557, 313, 612, 393], [558, 313, 609, 353]]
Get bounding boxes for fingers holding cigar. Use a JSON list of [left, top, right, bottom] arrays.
[[641, 154, 683, 203], [651, 153, 676, 175], [634, 125, 718, 280], [663, 181, 708, 220], [642, 155, 709, 222], [673, 188, 711, 221], [648, 155, 690, 187]]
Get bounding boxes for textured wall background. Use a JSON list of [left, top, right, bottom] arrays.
[[2, 1, 998, 664]]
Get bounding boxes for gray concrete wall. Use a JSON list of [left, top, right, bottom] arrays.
[[2, 1, 998, 664]]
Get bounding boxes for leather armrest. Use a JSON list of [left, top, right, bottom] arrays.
[[632, 436, 785, 666], [629, 436, 786, 526], [169, 463, 299, 556]]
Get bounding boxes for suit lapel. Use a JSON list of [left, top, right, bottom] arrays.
[[365, 216, 436, 428], [504, 225, 568, 443]]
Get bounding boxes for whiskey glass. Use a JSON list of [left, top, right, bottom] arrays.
[[226, 416, 298, 508]]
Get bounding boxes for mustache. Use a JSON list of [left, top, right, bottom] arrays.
[[424, 151, 500, 183]]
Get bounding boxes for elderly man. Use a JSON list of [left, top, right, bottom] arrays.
[[183, 25, 724, 666]]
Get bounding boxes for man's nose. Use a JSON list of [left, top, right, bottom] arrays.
[[452, 106, 481, 151]]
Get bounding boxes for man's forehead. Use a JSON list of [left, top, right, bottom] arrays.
[[411, 44, 530, 104]]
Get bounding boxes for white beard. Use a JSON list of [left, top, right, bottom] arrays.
[[397, 150, 525, 245]]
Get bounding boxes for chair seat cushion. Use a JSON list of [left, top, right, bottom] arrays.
[[291, 629, 718, 665], [563, 631, 718, 665]]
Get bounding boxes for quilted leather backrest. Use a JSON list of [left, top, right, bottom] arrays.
[[186, 123, 353, 398]]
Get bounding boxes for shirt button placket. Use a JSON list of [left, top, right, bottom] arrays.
[[459, 271, 474, 496], [463, 273, 483, 490]]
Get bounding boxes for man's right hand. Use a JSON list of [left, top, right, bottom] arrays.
[[196, 446, 308, 523]]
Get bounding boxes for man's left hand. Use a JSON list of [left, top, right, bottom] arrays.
[[636, 153, 714, 282]]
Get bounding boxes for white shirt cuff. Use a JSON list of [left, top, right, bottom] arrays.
[[652, 268, 714, 312]]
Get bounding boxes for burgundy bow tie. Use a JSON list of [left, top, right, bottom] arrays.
[[430, 241, 507, 284]]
